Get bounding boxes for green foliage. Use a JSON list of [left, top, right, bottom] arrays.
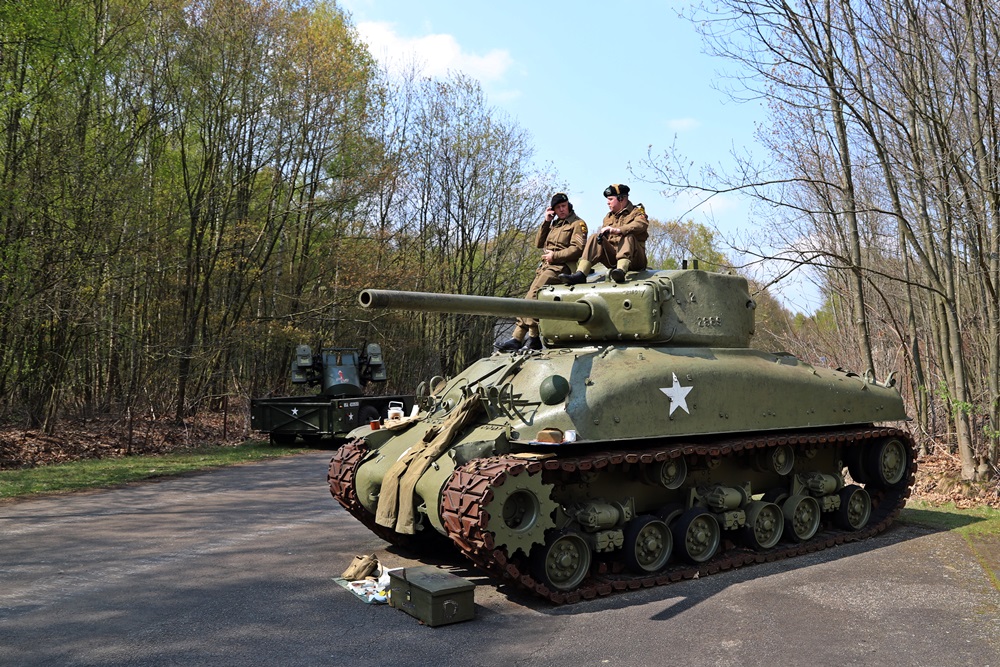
[[646, 218, 730, 270], [0, 1, 555, 429]]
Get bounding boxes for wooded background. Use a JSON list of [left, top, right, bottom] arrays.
[[1, 1, 996, 481]]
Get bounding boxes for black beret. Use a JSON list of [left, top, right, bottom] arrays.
[[550, 192, 569, 208], [603, 184, 630, 198]]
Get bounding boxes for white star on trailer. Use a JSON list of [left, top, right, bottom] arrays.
[[291, 408, 298, 416], [660, 373, 693, 416]]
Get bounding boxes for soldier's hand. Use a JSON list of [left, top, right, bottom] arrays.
[[542, 250, 554, 263], [545, 208, 555, 223]]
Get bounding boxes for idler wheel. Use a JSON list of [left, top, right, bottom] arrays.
[[530, 531, 592, 592], [623, 515, 673, 573], [741, 501, 783, 550], [481, 467, 556, 557], [865, 438, 910, 488], [673, 508, 721, 564], [781, 494, 821, 542], [834, 484, 872, 530]]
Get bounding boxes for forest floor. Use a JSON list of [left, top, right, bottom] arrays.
[[0, 415, 997, 509]]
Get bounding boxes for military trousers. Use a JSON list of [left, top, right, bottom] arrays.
[[582, 233, 647, 271]]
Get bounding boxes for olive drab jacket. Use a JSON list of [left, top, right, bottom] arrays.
[[535, 212, 588, 272], [602, 202, 648, 242]]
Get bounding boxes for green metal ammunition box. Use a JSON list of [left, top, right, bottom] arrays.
[[387, 566, 475, 627]]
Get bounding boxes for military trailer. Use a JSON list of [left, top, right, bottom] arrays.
[[251, 343, 414, 445], [328, 267, 916, 603]]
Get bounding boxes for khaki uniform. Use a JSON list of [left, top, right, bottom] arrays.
[[582, 202, 649, 271], [515, 212, 588, 337]]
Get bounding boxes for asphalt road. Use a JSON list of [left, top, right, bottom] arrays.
[[2, 451, 998, 667]]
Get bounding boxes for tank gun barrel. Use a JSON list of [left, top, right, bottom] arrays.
[[359, 289, 592, 323]]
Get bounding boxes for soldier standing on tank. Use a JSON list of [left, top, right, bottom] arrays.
[[561, 183, 648, 285], [497, 192, 588, 351]]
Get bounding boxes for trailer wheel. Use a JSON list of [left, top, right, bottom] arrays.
[[269, 433, 297, 446], [358, 405, 381, 427]]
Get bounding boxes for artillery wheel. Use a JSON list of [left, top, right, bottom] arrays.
[[866, 438, 909, 488], [834, 484, 871, 530], [673, 508, 721, 564], [530, 531, 592, 592], [782, 494, 821, 542], [358, 405, 381, 427], [482, 467, 556, 557], [623, 515, 672, 573], [741, 501, 783, 550]]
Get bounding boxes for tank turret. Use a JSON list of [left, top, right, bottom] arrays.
[[361, 269, 755, 347], [330, 268, 916, 604]]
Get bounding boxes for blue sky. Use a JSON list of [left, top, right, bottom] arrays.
[[339, 1, 821, 312]]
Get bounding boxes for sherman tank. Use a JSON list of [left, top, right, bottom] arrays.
[[328, 267, 915, 604]]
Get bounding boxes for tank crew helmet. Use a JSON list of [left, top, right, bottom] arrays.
[[550, 192, 569, 208], [604, 183, 630, 200]]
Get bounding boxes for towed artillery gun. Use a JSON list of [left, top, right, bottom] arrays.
[[328, 268, 915, 603], [250, 343, 413, 445]]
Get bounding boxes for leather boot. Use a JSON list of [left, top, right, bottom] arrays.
[[560, 271, 586, 285], [609, 267, 626, 283], [497, 337, 523, 352], [521, 336, 542, 351]]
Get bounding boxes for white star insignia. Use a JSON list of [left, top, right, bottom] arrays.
[[660, 373, 693, 416], [291, 408, 299, 416]]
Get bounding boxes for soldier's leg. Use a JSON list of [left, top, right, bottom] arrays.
[[561, 235, 601, 285], [525, 266, 560, 347], [499, 268, 551, 350], [614, 234, 646, 271]]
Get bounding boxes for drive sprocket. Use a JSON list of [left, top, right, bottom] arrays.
[[480, 463, 557, 558]]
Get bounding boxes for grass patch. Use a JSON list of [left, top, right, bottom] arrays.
[[0, 441, 308, 500], [900, 499, 1000, 537], [902, 500, 1000, 593]]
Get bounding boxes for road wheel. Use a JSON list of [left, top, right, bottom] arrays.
[[623, 515, 672, 573], [834, 484, 871, 530], [741, 501, 783, 550], [781, 494, 821, 542], [530, 531, 592, 592], [673, 508, 721, 564]]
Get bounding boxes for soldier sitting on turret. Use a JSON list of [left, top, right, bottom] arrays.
[[497, 192, 588, 351], [561, 183, 648, 285]]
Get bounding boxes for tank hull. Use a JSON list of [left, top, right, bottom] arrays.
[[330, 346, 913, 602]]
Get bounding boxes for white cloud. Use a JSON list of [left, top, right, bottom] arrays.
[[667, 117, 701, 132], [356, 21, 513, 83]]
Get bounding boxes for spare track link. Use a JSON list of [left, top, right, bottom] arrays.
[[439, 426, 916, 604]]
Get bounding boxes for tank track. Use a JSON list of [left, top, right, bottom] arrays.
[[330, 426, 916, 604], [328, 438, 425, 549]]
